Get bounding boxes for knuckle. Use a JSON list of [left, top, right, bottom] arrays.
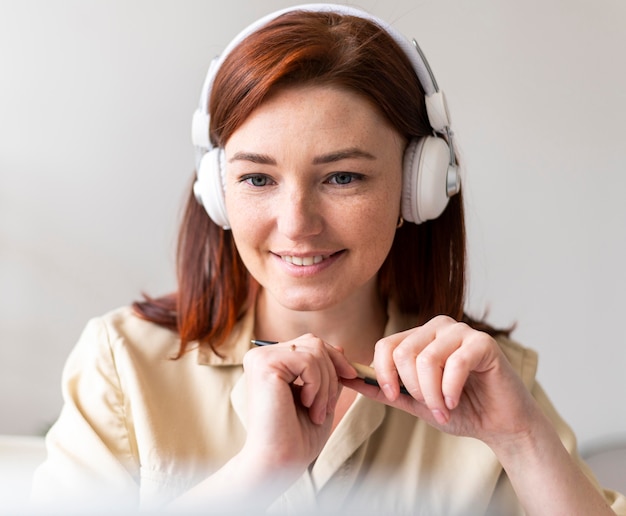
[[391, 344, 412, 364], [454, 320, 471, 333], [431, 314, 455, 327], [416, 348, 440, 371], [465, 330, 494, 350], [375, 335, 396, 353], [311, 338, 327, 356], [446, 352, 470, 372], [296, 332, 317, 342], [296, 333, 325, 351], [243, 347, 262, 368]]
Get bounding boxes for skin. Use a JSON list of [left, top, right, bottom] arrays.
[[171, 84, 614, 515], [224, 84, 403, 322]]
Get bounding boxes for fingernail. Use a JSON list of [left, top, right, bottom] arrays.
[[445, 396, 457, 410], [382, 383, 395, 399]]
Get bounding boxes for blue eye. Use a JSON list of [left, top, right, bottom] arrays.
[[329, 172, 361, 185], [242, 175, 269, 187]]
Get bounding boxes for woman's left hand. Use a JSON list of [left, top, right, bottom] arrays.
[[343, 315, 540, 449]]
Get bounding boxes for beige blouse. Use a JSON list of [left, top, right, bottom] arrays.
[[31, 305, 626, 514]]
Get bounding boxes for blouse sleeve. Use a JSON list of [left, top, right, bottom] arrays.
[[30, 316, 140, 513]]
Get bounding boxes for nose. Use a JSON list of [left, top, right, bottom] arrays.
[[276, 185, 323, 240]]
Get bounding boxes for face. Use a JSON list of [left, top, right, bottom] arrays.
[[224, 84, 405, 313]]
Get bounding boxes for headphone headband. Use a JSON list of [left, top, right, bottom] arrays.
[[192, 3, 460, 229], [192, 3, 451, 154]]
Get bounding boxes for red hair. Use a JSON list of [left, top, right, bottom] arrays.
[[134, 10, 501, 356]]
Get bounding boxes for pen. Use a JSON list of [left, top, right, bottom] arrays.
[[251, 339, 410, 395]]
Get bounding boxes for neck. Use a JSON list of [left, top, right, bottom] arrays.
[[253, 285, 388, 365]]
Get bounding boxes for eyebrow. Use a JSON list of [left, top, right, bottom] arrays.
[[312, 148, 376, 164], [229, 147, 376, 166], [229, 152, 276, 165]]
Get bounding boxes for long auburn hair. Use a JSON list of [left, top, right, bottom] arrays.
[[134, 10, 503, 357]]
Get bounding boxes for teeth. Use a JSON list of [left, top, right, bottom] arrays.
[[282, 255, 326, 266]]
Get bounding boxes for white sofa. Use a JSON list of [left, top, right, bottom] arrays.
[[0, 435, 46, 513], [581, 436, 626, 496]]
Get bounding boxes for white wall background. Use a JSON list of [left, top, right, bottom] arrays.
[[1, 0, 624, 452]]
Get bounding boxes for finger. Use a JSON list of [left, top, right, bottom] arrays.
[[373, 330, 412, 399], [313, 344, 335, 423], [440, 331, 497, 410], [343, 377, 439, 426], [325, 342, 358, 380], [373, 317, 456, 400], [292, 336, 337, 425], [414, 322, 470, 424], [248, 337, 326, 418], [380, 324, 442, 401], [341, 376, 388, 401], [391, 316, 461, 402], [391, 332, 427, 401], [322, 347, 342, 416]]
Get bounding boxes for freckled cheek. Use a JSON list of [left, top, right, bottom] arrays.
[[367, 187, 402, 251], [225, 194, 268, 251], [368, 182, 402, 226], [224, 189, 239, 221], [348, 198, 399, 254]]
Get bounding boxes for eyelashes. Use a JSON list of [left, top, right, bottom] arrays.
[[239, 172, 365, 188], [240, 174, 273, 187], [326, 172, 364, 185]]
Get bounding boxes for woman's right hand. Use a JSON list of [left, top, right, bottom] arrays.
[[239, 334, 357, 477], [168, 334, 356, 512]]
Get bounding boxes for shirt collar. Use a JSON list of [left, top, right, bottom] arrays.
[[195, 298, 417, 367]]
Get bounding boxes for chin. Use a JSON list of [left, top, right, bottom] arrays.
[[272, 289, 340, 313]]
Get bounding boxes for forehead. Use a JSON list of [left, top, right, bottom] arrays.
[[226, 84, 399, 148]]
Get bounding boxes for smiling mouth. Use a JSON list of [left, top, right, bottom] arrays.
[[280, 254, 331, 266]]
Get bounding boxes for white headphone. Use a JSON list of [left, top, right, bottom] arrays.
[[191, 3, 460, 230]]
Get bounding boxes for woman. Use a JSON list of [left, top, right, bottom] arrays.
[[31, 4, 626, 514]]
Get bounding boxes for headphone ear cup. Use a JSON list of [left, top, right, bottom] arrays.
[[193, 148, 230, 229], [402, 136, 452, 224]]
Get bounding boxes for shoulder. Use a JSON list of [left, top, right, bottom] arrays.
[[66, 306, 182, 374], [94, 305, 179, 351]]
